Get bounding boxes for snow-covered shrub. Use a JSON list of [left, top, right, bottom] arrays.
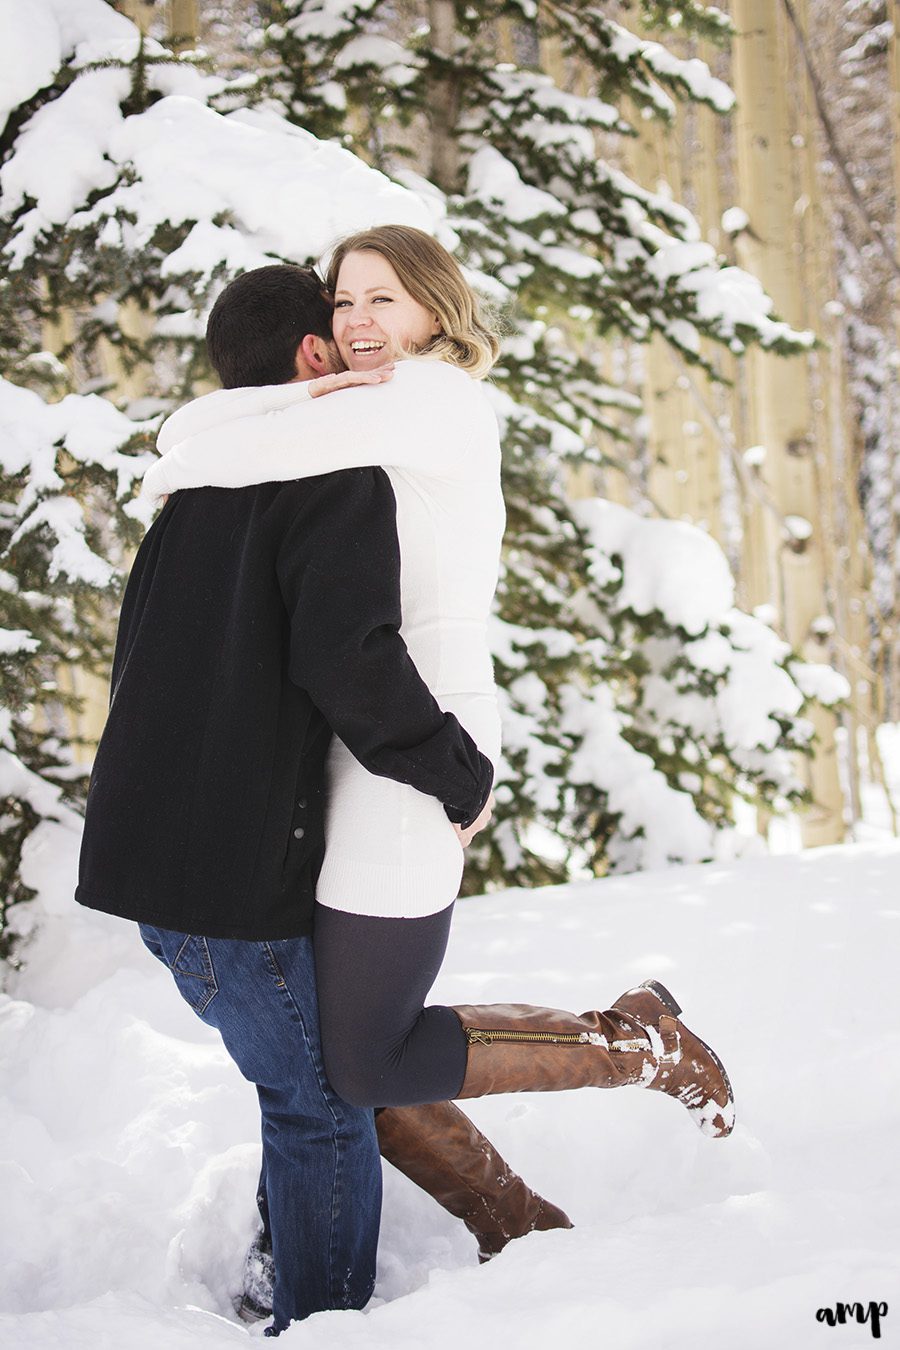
[[565, 501, 847, 872], [0, 376, 154, 957], [467, 495, 848, 888]]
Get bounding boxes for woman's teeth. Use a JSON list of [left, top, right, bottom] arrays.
[[351, 340, 385, 352]]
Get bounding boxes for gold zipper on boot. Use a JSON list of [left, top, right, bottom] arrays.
[[464, 1028, 650, 1052], [464, 1028, 591, 1046]]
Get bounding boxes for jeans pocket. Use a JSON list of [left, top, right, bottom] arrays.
[[170, 934, 218, 1016]]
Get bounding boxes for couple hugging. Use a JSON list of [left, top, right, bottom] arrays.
[[76, 225, 734, 1335]]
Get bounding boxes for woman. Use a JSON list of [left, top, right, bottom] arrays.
[[145, 226, 734, 1137]]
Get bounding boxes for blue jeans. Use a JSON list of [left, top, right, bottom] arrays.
[[138, 925, 381, 1334]]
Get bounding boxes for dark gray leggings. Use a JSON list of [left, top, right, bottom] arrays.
[[312, 901, 468, 1108]]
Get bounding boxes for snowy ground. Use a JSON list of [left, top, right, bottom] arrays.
[[1, 841, 898, 1349]]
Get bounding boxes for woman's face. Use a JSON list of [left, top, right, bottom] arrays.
[[331, 250, 441, 370]]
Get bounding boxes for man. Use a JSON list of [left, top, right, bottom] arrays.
[[76, 264, 569, 1335]]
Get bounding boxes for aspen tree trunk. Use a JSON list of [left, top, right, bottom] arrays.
[[115, 0, 155, 31], [496, 17, 516, 65], [537, 10, 613, 505], [790, 0, 867, 829], [40, 306, 76, 387], [96, 300, 156, 405], [427, 0, 462, 193], [595, 339, 649, 511], [729, 0, 844, 846], [665, 46, 724, 542], [623, 102, 691, 524], [64, 3, 193, 762], [886, 0, 900, 720], [691, 39, 761, 590], [96, 1, 160, 402], [570, 334, 639, 509], [692, 41, 744, 558], [39, 310, 110, 765], [168, 0, 199, 50], [623, 23, 722, 538], [538, 5, 564, 84]]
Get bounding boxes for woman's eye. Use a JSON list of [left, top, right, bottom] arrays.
[[334, 300, 350, 308], [373, 296, 392, 303]]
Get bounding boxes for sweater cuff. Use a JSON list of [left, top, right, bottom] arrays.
[[442, 752, 494, 829]]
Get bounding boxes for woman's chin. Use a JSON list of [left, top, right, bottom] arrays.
[[343, 347, 394, 371]]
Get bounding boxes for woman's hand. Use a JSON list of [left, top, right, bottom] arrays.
[[309, 365, 395, 398], [453, 794, 495, 848]]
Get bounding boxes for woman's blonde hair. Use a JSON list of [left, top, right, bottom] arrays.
[[324, 225, 501, 380]]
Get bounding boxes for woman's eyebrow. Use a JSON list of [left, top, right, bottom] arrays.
[[334, 285, 399, 297]]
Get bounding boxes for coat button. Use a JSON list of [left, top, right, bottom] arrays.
[[297, 798, 307, 809], [293, 827, 305, 840]]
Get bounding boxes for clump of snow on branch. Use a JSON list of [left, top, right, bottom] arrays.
[[522, 500, 842, 872], [563, 682, 717, 871], [574, 498, 734, 634], [0, 377, 156, 586], [1, 0, 437, 364], [3, 87, 431, 280], [0, 0, 135, 132], [0, 374, 156, 952]]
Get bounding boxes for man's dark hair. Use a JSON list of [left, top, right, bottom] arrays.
[[206, 264, 334, 388]]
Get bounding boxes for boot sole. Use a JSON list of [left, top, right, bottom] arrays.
[[638, 980, 735, 1138]]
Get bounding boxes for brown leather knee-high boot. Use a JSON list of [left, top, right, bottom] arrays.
[[375, 1100, 573, 1261], [452, 980, 734, 1139]]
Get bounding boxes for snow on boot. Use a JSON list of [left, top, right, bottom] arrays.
[[452, 982, 734, 1139], [235, 1227, 274, 1324], [611, 979, 735, 1138]]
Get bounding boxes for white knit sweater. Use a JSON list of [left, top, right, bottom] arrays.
[[144, 360, 505, 918]]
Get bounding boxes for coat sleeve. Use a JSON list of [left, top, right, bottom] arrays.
[[144, 363, 495, 502], [276, 467, 494, 828]]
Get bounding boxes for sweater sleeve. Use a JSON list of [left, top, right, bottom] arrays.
[[143, 363, 495, 502], [276, 467, 493, 828]]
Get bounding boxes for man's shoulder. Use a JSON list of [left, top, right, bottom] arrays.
[[179, 464, 390, 505], [262, 467, 396, 538], [145, 466, 393, 542], [268, 464, 392, 504]]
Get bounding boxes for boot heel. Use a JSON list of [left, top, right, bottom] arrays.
[[640, 980, 682, 1018]]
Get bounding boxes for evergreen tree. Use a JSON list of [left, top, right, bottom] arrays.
[[0, 0, 211, 954], [0, 374, 154, 958], [0, 6, 234, 403], [253, 0, 838, 889]]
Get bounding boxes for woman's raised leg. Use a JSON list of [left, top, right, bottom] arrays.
[[313, 904, 734, 1137], [313, 901, 468, 1107]]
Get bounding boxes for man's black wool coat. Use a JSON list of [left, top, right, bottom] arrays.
[[75, 467, 493, 940]]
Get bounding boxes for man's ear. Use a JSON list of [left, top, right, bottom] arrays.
[[295, 333, 338, 379]]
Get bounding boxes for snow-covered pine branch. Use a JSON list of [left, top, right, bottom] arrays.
[[0, 374, 154, 957], [0, 0, 433, 404], [470, 463, 847, 887]]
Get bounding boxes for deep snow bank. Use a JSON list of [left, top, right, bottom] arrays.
[[1, 843, 898, 1348]]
